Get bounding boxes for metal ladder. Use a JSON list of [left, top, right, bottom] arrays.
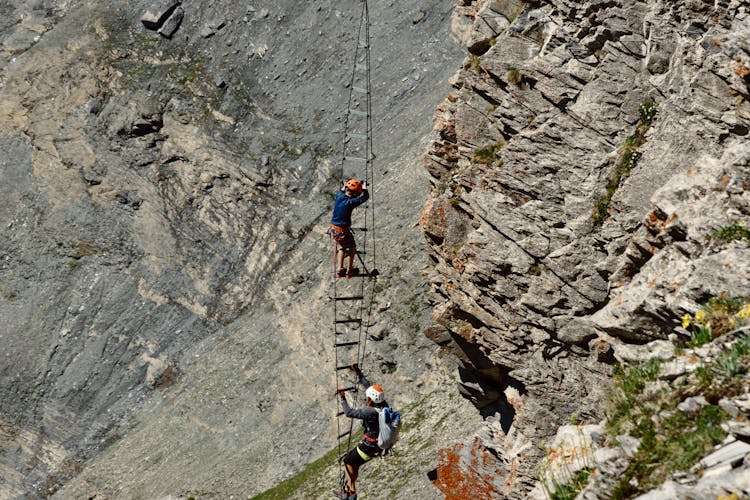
[[332, 0, 378, 483]]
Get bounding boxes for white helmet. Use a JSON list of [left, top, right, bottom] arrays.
[[365, 385, 384, 404]]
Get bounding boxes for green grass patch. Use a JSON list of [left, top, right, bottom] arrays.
[[611, 405, 727, 499], [507, 67, 523, 85], [695, 335, 750, 386], [472, 141, 506, 165], [687, 325, 713, 348], [712, 222, 750, 242], [606, 359, 662, 436], [550, 467, 593, 500], [470, 55, 481, 72], [250, 446, 340, 500], [593, 100, 657, 226]]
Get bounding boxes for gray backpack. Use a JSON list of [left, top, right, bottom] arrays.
[[376, 406, 401, 451]]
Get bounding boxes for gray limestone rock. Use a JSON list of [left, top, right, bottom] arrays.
[[158, 6, 184, 39], [141, 0, 181, 30]]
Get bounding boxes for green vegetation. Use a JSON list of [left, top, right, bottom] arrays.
[[695, 335, 750, 386], [507, 67, 523, 86], [681, 296, 750, 345], [550, 468, 593, 500], [611, 405, 727, 499], [250, 446, 341, 500], [603, 333, 750, 498], [472, 141, 506, 165], [606, 359, 662, 436], [711, 222, 750, 242], [593, 100, 658, 226], [470, 55, 482, 72]]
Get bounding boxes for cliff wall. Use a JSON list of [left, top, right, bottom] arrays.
[[421, 0, 750, 496]]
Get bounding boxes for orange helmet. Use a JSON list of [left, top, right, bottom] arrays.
[[344, 179, 363, 195], [366, 385, 384, 404]]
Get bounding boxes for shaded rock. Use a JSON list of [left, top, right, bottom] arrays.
[[141, 0, 181, 30], [158, 6, 184, 39]]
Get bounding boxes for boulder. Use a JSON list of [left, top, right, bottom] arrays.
[[141, 0, 181, 30]]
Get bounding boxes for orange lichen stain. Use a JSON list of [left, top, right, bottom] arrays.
[[724, 263, 732, 269], [687, 354, 699, 364], [432, 440, 505, 499], [667, 213, 678, 224], [721, 175, 730, 185], [648, 277, 657, 288], [503, 459, 519, 494], [734, 64, 750, 78], [686, 168, 694, 175]]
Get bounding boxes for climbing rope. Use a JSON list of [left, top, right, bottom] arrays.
[[332, 0, 379, 485]]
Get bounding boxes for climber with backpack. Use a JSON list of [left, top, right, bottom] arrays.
[[333, 363, 400, 500], [330, 179, 369, 278]]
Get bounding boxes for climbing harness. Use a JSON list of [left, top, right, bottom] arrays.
[[332, 0, 379, 486]]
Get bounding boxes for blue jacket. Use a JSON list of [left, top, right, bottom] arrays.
[[330, 189, 369, 228]]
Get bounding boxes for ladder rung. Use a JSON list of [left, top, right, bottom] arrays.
[[338, 430, 352, 439], [336, 365, 356, 371], [355, 63, 368, 71], [344, 156, 370, 163], [337, 411, 345, 416], [347, 133, 368, 140], [350, 109, 367, 117], [340, 385, 356, 392], [335, 319, 362, 324], [352, 86, 368, 94], [335, 296, 364, 301], [350, 227, 367, 232], [335, 341, 359, 348]]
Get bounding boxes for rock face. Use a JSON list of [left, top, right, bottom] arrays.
[[422, 0, 750, 496]]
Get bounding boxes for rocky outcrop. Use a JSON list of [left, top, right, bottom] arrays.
[[422, 0, 750, 496]]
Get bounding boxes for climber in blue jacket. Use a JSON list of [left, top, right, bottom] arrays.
[[330, 179, 369, 278]]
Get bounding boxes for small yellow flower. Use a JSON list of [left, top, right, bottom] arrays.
[[695, 310, 706, 324], [737, 304, 750, 319], [730, 318, 736, 329], [682, 314, 692, 329]]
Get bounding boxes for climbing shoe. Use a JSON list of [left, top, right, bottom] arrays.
[[336, 268, 346, 278], [345, 268, 356, 279]]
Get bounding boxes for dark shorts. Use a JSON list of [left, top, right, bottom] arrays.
[[343, 443, 379, 468], [330, 228, 356, 249]]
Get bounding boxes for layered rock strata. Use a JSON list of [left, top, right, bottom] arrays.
[[422, 0, 750, 496]]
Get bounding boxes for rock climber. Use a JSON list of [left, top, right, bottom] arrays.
[[333, 363, 387, 500], [330, 179, 369, 278]]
